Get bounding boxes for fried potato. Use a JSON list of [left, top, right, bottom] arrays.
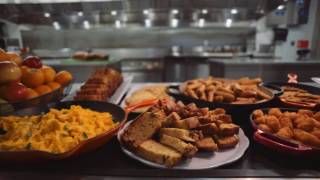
[[296, 117, 315, 132], [268, 108, 282, 118], [276, 127, 294, 139], [294, 129, 320, 147], [258, 124, 272, 133], [298, 109, 314, 117], [254, 116, 266, 124], [252, 109, 264, 119], [314, 112, 320, 121], [266, 115, 281, 132], [279, 117, 293, 129]]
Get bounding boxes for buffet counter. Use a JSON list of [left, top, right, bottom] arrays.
[[1, 83, 320, 179], [209, 58, 320, 82]]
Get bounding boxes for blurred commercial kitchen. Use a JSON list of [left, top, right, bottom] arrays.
[[0, 0, 319, 82]]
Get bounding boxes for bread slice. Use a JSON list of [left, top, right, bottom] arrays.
[[197, 123, 219, 136], [173, 117, 199, 129], [159, 128, 201, 142], [162, 112, 181, 127], [160, 134, 198, 157], [137, 139, 182, 167], [218, 123, 240, 136], [194, 137, 218, 151], [121, 111, 166, 149], [216, 135, 239, 149]]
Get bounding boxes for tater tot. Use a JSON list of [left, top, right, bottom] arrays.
[[252, 109, 264, 119], [266, 115, 281, 132], [298, 109, 314, 117], [258, 124, 272, 133], [276, 127, 294, 139], [268, 108, 282, 118]]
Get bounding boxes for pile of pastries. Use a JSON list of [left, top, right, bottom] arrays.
[[253, 108, 320, 148], [182, 77, 271, 104], [74, 68, 122, 101], [121, 100, 240, 167]]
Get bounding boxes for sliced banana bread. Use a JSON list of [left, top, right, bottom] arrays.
[[121, 111, 166, 149], [160, 134, 198, 157], [137, 139, 182, 167]]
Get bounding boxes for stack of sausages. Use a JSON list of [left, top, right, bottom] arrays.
[[74, 68, 123, 101], [182, 77, 271, 104]]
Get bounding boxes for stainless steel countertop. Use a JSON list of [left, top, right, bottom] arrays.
[[208, 58, 320, 65]]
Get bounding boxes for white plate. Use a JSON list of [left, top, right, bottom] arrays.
[[120, 82, 178, 108], [63, 76, 133, 105], [311, 77, 320, 85], [117, 120, 250, 169]]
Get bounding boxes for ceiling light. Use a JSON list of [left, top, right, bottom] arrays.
[[115, 20, 121, 28], [225, 18, 232, 28], [198, 18, 205, 28], [44, 12, 50, 18], [171, 9, 179, 15], [143, 9, 149, 15], [231, 8, 238, 14], [202, 9, 208, 14], [83, 20, 90, 29], [52, 21, 60, 30], [111, 10, 117, 16], [144, 19, 152, 28], [78, 11, 83, 16], [171, 18, 179, 28], [277, 5, 285, 10]]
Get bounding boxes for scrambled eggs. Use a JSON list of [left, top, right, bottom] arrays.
[[0, 105, 118, 153]]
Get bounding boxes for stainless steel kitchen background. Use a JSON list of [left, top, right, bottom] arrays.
[[0, 0, 319, 82]]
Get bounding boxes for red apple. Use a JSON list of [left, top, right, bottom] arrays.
[[22, 56, 42, 69], [3, 82, 28, 102]]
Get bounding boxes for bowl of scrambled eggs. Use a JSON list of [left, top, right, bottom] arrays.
[[0, 100, 126, 163]]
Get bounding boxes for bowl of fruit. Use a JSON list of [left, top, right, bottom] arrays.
[[0, 49, 73, 115]]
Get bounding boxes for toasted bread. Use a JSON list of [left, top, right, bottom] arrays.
[[173, 117, 199, 129], [160, 134, 198, 157], [197, 123, 219, 136], [219, 123, 240, 136], [159, 128, 201, 142], [216, 135, 239, 149], [121, 111, 166, 149], [162, 112, 181, 127], [194, 137, 218, 151], [137, 139, 182, 167]]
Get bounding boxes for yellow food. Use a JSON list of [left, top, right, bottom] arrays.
[[0, 105, 118, 153]]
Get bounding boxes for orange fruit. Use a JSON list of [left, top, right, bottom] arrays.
[[0, 49, 9, 61], [6, 52, 22, 65], [26, 88, 38, 99], [47, 82, 61, 90], [55, 71, 72, 86], [34, 85, 51, 96], [20, 66, 29, 76], [41, 65, 56, 83], [21, 68, 45, 88]]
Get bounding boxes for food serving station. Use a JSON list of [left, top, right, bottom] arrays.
[[0, 0, 320, 179]]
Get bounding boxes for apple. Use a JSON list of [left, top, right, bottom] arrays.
[[22, 56, 42, 69], [3, 82, 28, 102], [0, 61, 22, 84]]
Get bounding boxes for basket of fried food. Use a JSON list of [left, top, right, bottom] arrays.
[[167, 77, 277, 113], [118, 100, 249, 169], [251, 107, 320, 155]]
